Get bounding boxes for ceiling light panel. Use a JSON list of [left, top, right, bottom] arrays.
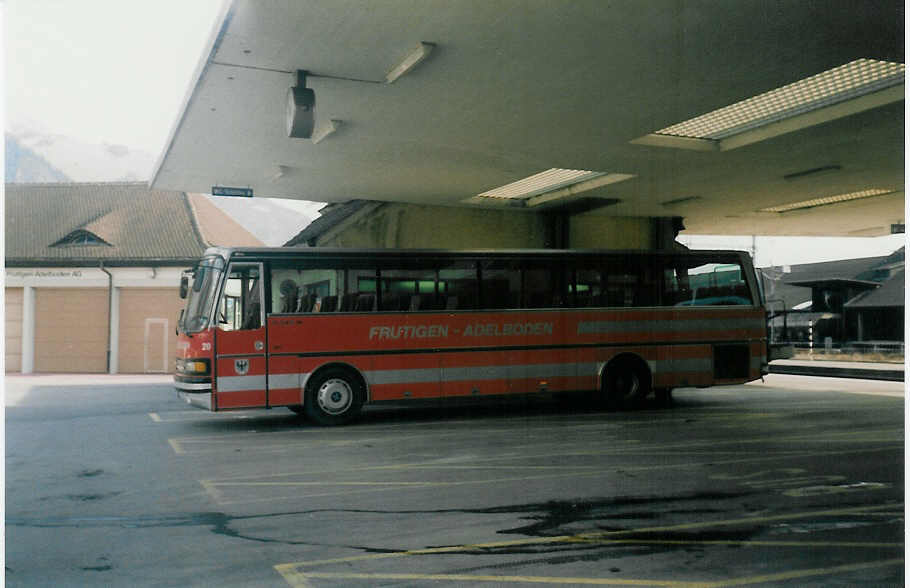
[[477, 168, 607, 200], [758, 188, 895, 213], [657, 59, 905, 140]]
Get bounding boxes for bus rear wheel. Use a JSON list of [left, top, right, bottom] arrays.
[[305, 368, 364, 426], [604, 360, 650, 410]]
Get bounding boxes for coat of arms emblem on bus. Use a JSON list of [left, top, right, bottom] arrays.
[[234, 359, 250, 375]]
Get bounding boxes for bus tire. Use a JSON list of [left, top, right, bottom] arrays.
[[305, 367, 364, 426], [604, 358, 650, 411]]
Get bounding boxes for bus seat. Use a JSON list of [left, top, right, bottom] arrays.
[[409, 294, 421, 311], [321, 295, 337, 312], [606, 291, 624, 307], [340, 293, 357, 312], [446, 296, 458, 310], [380, 293, 399, 311], [298, 293, 317, 312], [356, 293, 375, 311], [241, 302, 261, 329]]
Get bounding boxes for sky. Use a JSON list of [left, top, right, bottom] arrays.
[[2, 1, 906, 266], [5, 0, 225, 155]]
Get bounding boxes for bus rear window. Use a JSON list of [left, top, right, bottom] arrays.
[[666, 261, 753, 306]]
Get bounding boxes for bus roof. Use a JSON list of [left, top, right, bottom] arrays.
[[200, 246, 753, 262]]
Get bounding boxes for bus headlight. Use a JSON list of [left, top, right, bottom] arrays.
[[177, 358, 210, 375], [186, 360, 209, 374]]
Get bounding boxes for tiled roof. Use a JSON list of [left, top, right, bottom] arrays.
[[845, 269, 905, 308], [780, 256, 889, 285], [759, 251, 902, 309], [5, 182, 208, 266]]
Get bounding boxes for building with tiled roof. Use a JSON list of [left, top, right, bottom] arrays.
[[4, 182, 263, 374], [760, 249, 904, 347]]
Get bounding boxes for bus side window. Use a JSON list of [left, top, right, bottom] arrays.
[[661, 262, 689, 306], [684, 262, 753, 306], [573, 267, 601, 307], [480, 260, 520, 309], [522, 263, 555, 308], [376, 267, 435, 311], [439, 261, 478, 310]]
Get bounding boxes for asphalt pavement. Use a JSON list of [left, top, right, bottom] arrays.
[[5, 371, 905, 586]]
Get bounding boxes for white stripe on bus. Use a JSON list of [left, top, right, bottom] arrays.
[[269, 373, 303, 389], [577, 318, 761, 335], [218, 356, 750, 392], [218, 375, 267, 392]]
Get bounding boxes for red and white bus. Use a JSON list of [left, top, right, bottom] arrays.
[[174, 247, 769, 424]]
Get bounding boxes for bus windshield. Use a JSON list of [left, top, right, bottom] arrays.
[[181, 256, 225, 333]]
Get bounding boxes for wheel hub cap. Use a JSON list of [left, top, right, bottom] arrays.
[[317, 378, 353, 415]]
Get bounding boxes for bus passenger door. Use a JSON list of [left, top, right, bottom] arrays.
[[214, 263, 268, 409]]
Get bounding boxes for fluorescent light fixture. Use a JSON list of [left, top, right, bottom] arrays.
[[478, 169, 607, 200], [758, 188, 895, 213], [466, 168, 635, 208], [312, 119, 342, 144], [659, 59, 904, 140], [633, 59, 904, 151], [386, 42, 435, 84]]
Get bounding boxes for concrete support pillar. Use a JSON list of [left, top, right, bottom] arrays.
[[543, 212, 570, 249], [108, 286, 120, 374], [21, 286, 35, 374], [654, 217, 685, 249]]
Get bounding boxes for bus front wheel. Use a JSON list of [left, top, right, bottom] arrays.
[[305, 368, 364, 426]]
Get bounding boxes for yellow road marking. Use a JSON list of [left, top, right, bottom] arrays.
[[279, 558, 906, 587], [148, 412, 161, 422], [203, 446, 897, 505], [274, 503, 900, 572], [158, 410, 797, 449], [581, 539, 902, 548], [279, 571, 705, 585], [167, 422, 901, 458], [276, 546, 903, 585], [706, 558, 904, 587], [167, 438, 185, 455]]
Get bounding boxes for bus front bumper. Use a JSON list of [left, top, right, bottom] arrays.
[[175, 376, 213, 410]]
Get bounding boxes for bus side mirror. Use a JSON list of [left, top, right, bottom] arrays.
[[179, 275, 189, 299]]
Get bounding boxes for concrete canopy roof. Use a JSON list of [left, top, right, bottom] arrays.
[[151, 0, 904, 236]]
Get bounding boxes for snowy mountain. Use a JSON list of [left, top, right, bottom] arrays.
[[5, 135, 71, 182], [4, 123, 321, 246], [6, 125, 156, 182]]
